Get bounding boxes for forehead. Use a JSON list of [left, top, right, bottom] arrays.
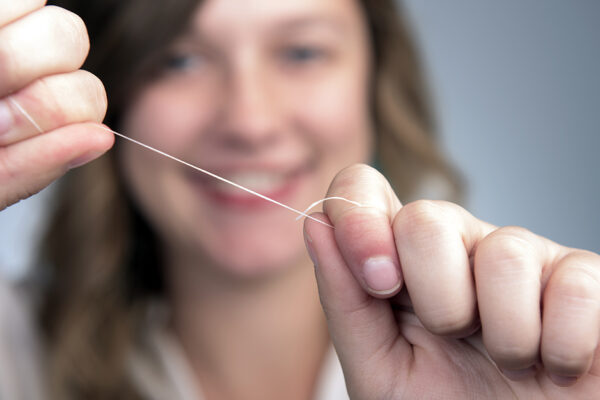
[[188, 0, 365, 39]]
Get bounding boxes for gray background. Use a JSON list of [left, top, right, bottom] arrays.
[[402, 0, 600, 252], [1, 1, 599, 279]]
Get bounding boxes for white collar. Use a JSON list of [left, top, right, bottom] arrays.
[[128, 303, 349, 400]]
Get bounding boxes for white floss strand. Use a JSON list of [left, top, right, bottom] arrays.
[[295, 197, 363, 221], [99, 126, 337, 228], [10, 98, 43, 133], [12, 98, 362, 228]]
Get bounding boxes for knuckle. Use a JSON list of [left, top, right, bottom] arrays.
[[330, 163, 368, 186], [393, 200, 452, 243], [45, 6, 90, 62], [555, 251, 600, 286], [488, 226, 536, 250], [550, 264, 599, 304], [325, 163, 396, 220], [475, 226, 538, 273], [32, 70, 107, 126], [337, 163, 380, 180], [540, 253, 599, 376], [327, 163, 385, 197], [0, 0, 47, 25], [491, 225, 535, 242]]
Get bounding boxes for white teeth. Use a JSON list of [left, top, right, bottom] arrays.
[[214, 171, 287, 194]]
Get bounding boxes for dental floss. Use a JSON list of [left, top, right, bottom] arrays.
[[295, 197, 363, 221], [9, 98, 43, 133], [12, 98, 362, 228]]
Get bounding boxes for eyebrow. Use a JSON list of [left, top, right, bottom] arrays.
[[178, 14, 349, 43], [268, 15, 349, 36]]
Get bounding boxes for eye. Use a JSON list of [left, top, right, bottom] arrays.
[[163, 53, 204, 72], [281, 46, 326, 64]]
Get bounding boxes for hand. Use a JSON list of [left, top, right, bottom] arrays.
[[0, 1, 113, 210], [304, 164, 600, 399]]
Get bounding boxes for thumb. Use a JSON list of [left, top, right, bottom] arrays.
[[304, 213, 412, 396]]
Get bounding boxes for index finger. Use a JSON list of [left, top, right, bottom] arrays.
[[323, 163, 403, 297], [0, 5, 89, 97], [0, 0, 46, 28]]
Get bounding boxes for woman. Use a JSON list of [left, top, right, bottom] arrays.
[[0, 0, 598, 399]]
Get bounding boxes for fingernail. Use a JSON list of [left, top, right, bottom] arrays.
[[501, 366, 537, 381], [363, 257, 400, 295], [0, 100, 14, 136], [69, 151, 103, 169], [549, 374, 578, 386]]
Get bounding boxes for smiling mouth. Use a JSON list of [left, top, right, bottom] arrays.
[[187, 163, 314, 208], [212, 171, 291, 194]]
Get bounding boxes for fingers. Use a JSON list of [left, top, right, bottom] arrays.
[[0, 3, 110, 210], [319, 163, 600, 389], [475, 228, 600, 386], [304, 213, 408, 397], [0, 70, 107, 145], [393, 200, 494, 336], [323, 164, 403, 297], [0, 5, 89, 96], [0, 122, 114, 210], [0, 0, 46, 28], [541, 250, 600, 385], [474, 227, 550, 375]]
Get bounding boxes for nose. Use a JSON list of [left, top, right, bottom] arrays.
[[217, 60, 282, 151]]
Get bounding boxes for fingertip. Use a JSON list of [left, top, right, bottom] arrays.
[[332, 206, 402, 298], [66, 124, 113, 169], [305, 208, 403, 300], [81, 122, 116, 154], [96, 123, 116, 149]]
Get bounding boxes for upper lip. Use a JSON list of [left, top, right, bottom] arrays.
[[183, 156, 316, 180]]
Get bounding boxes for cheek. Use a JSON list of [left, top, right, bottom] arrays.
[[123, 82, 215, 152], [117, 85, 213, 246], [289, 72, 372, 160]]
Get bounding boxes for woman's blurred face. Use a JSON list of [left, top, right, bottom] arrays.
[[120, 0, 372, 275]]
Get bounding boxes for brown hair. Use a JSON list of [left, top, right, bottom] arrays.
[[364, 2, 461, 200], [41, 0, 461, 398]]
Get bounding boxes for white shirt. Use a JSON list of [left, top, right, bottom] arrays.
[[0, 278, 349, 400]]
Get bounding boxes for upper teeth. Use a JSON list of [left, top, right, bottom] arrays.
[[216, 171, 287, 193]]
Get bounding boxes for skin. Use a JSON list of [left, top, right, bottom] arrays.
[[305, 165, 600, 398], [118, 1, 371, 397], [0, 2, 113, 210], [0, 1, 599, 399], [118, 0, 372, 276]]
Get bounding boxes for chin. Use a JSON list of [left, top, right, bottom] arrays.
[[193, 223, 309, 279], [208, 246, 307, 279], [168, 203, 323, 282]]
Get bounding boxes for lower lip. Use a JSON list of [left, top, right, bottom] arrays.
[[191, 172, 307, 210]]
